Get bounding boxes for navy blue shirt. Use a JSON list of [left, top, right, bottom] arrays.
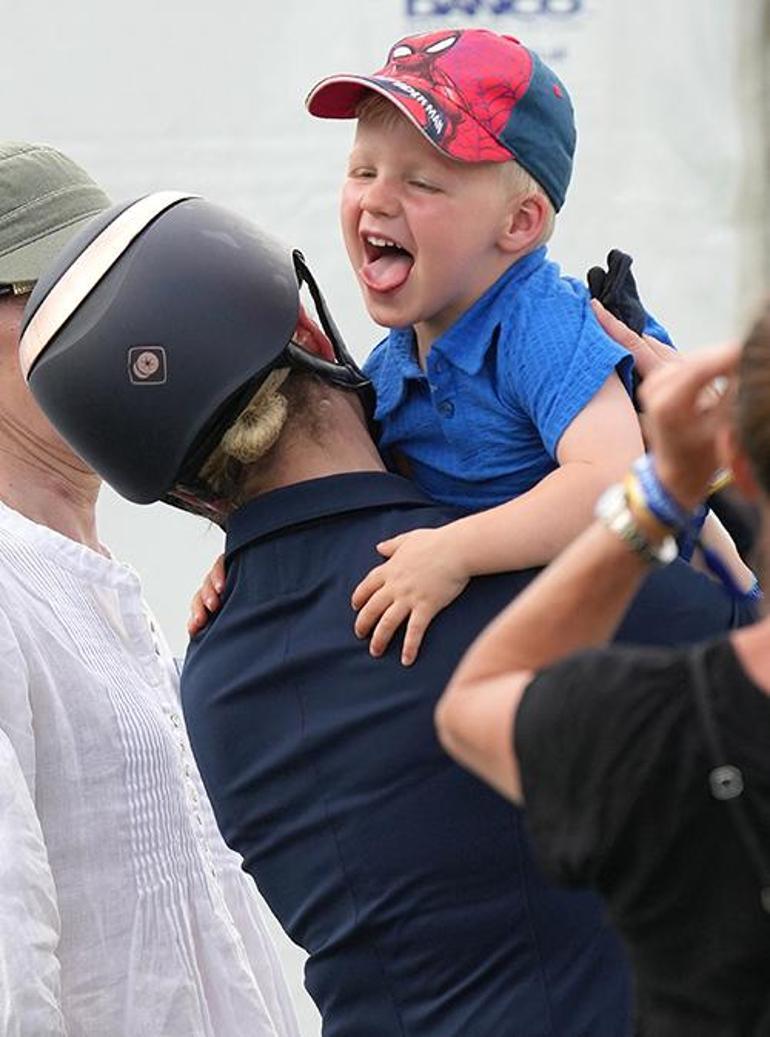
[[182, 472, 750, 1037]]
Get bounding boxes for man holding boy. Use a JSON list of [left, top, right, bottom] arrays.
[[20, 193, 754, 1037]]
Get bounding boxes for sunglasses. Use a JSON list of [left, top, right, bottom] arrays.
[[0, 281, 34, 297]]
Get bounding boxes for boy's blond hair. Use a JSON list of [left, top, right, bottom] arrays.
[[356, 93, 555, 246]]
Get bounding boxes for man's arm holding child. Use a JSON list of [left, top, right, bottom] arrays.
[[352, 370, 643, 665]]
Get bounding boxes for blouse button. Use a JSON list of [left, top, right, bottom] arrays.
[[439, 400, 455, 418]]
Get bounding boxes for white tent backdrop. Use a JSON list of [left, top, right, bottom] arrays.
[[3, 1, 768, 1032]]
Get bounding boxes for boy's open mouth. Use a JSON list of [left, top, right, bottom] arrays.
[[360, 235, 414, 293]]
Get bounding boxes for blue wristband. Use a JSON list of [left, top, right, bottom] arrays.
[[632, 454, 697, 531]]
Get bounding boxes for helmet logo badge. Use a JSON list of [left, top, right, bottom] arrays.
[[128, 346, 167, 385]]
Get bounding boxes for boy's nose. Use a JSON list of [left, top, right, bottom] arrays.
[[360, 176, 400, 218]]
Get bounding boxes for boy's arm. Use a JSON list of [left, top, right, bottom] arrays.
[[434, 343, 740, 801], [352, 370, 643, 664], [438, 371, 643, 571]]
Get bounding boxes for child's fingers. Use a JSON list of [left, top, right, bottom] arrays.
[[187, 594, 210, 636], [210, 553, 226, 594], [376, 534, 405, 558], [201, 573, 220, 612], [369, 602, 410, 658], [400, 608, 431, 667], [187, 559, 226, 636], [351, 566, 386, 610], [354, 586, 394, 639]]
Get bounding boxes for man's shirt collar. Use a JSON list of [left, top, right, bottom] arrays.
[[225, 471, 435, 559]]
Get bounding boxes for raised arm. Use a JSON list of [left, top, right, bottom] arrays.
[[434, 342, 741, 802]]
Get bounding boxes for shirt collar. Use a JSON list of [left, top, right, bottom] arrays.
[[225, 471, 435, 559], [432, 247, 547, 375], [371, 327, 423, 421], [372, 247, 548, 420]]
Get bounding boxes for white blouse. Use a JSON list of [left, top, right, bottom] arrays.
[[0, 502, 300, 1037]]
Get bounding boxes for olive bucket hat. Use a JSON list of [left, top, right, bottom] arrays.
[[0, 141, 111, 288]]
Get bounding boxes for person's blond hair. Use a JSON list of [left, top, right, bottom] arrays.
[[355, 92, 555, 245], [199, 367, 291, 502]]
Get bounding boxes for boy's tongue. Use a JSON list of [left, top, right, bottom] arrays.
[[361, 251, 413, 292]]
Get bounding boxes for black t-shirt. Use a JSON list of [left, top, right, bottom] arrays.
[[516, 638, 770, 1037]]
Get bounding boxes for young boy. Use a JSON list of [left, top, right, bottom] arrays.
[[306, 29, 743, 665]]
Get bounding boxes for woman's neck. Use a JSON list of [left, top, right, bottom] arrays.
[[0, 430, 103, 552]]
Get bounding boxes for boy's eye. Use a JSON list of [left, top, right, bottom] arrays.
[[410, 179, 440, 193], [348, 167, 376, 180]]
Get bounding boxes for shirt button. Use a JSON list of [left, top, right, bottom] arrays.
[[434, 359, 444, 374], [439, 400, 455, 418]]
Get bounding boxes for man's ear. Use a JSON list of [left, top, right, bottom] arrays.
[[722, 424, 762, 501], [499, 194, 549, 256]]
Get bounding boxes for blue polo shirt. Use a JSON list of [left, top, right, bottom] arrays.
[[365, 248, 642, 510], [182, 472, 751, 1037]]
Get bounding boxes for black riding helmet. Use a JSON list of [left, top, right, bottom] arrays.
[[20, 192, 374, 517]]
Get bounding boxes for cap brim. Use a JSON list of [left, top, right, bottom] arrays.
[[306, 74, 511, 166], [0, 210, 106, 285], [306, 75, 391, 119]]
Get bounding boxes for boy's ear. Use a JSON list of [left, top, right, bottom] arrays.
[[499, 194, 549, 255], [499, 195, 547, 257]]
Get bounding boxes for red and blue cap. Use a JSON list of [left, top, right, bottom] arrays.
[[306, 28, 576, 212]]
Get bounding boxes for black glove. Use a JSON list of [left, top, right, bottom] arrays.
[[586, 249, 647, 335]]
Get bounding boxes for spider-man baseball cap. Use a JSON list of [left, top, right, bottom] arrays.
[[307, 28, 575, 212]]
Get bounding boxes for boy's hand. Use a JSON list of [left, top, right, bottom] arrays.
[[351, 527, 470, 666], [187, 554, 226, 636]]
